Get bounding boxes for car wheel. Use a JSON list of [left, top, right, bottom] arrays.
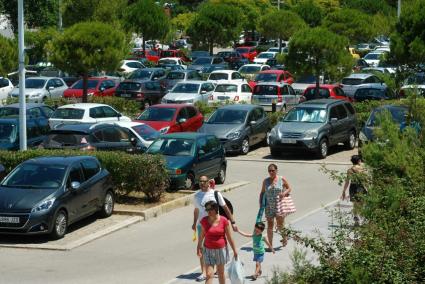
[[50, 210, 67, 240], [99, 191, 114, 218], [345, 131, 356, 150], [240, 137, 250, 155], [215, 165, 226, 185], [185, 172, 195, 190], [317, 138, 328, 159]]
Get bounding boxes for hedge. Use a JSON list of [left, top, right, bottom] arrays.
[[0, 150, 169, 202]]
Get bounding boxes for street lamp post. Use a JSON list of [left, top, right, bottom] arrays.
[[397, 0, 401, 18], [18, 0, 27, 151]]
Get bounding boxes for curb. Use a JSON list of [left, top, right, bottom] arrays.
[[114, 181, 250, 221], [227, 157, 351, 166]]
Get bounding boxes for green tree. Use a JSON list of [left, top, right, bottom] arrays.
[[292, 0, 324, 27], [257, 10, 306, 52], [0, 36, 18, 77], [187, 1, 244, 54], [340, 0, 394, 15], [286, 27, 353, 95], [171, 12, 195, 35], [124, 0, 170, 52], [26, 28, 59, 64], [49, 22, 128, 102]]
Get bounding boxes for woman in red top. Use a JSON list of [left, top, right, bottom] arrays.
[[197, 200, 238, 284]]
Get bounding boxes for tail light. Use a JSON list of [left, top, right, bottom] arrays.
[[277, 96, 283, 103], [81, 145, 96, 151], [234, 96, 239, 101]]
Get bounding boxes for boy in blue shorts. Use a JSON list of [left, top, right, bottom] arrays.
[[237, 222, 274, 280]]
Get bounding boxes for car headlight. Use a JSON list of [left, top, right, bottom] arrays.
[[31, 198, 55, 213], [359, 131, 368, 142], [304, 130, 318, 139], [159, 126, 170, 134], [226, 131, 241, 140], [269, 127, 278, 140]]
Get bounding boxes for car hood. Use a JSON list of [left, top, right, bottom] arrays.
[[199, 123, 243, 138], [164, 155, 193, 170], [135, 120, 171, 131], [64, 88, 97, 95], [0, 186, 56, 211], [276, 122, 323, 134], [163, 92, 199, 101]]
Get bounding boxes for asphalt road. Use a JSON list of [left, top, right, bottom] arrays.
[[0, 158, 349, 284]]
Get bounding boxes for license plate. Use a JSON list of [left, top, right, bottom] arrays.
[[281, 138, 296, 144], [121, 93, 131, 98], [259, 98, 271, 103], [0, 216, 20, 223], [217, 96, 229, 100]]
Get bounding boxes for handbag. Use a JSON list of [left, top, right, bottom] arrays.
[[276, 194, 296, 216], [256, 192, 266, 223]]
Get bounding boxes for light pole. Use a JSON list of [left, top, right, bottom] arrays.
[[278, 0, 281, 52], [397, 0, 401, 18], [58, 0, 63, 30], [18, 0, 27, 151]]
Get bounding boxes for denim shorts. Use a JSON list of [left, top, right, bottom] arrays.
[[253, 253, 264, 263]]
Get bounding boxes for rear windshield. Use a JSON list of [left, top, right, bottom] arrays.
[[0, 123, 17, 143], [342, 78, 364, 85], [254, 85, 278, 96], [304, 88, 330, 99], [166, 72, 185, 80], [215, 84, 238, 93], [117, 82, 141, 91], [52, 108, 85, 119], [239, 66, 260, 73], [0, 107, 19, 117], [45, 132, 91, 146], [71, 79, 99, 89], [255, 73, 277, 82], [159, 59, 177, 65], [209, 73, 228, 80], [131, 124, 159, 141]]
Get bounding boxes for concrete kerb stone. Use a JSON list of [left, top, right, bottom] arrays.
[[113, 181, 251, 221], [227, 157, 351, 166]]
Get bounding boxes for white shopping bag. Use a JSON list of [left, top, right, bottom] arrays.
[[226, 257, 245, 284]]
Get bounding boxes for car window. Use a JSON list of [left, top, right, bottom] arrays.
[[46, 79, 55, 88], [52, 108, 85, 119], [42, 106, 54, 117], [102, 106, 118, 118], [29, 107, 42, 118], [81, 159, 100, 180], [288, 86, 296, 96], [212, 57, 223, 64], [89, 107, 104, 118], [281, 85, 289, 95], [336, 104, 348, 119], [329, 106, 338, 120], [68, 165, 84, 185], [27, 124, 41, 139], [117, 127, 130, 142], [241, 84, 251, 93], [186, 107, 197, 118], [106, 80, 116, 89], [101, 127, 122, 142], [252, 108, 263, 121], [206, 136, 220, 153], [232, 72, 242, 80], [344, 103, 355, 115], [177, 108, 188, 120], [335, 87, 345, 97], [54, 79, 64, 87], [0, 78, 9, 88], [197, 137, 208, 154]]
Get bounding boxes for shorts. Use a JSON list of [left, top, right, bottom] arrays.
[[203, 247, 229, 266], [253, 253, 264, 263]]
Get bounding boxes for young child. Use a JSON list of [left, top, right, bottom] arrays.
[[237, 222, 274, 280]]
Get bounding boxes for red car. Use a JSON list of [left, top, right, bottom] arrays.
[[235, 46, 258, 62], [302, 84, 352, 102], [249, 70, 294, 89], [160, 50, 190, 63], [134, 104, 203, 134], [63, 77, 117, 99], [130, 49, 160, 63]]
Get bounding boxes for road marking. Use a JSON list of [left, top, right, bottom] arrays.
[[227, 157, 351, 166]]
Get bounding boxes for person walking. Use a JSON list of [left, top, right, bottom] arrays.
[[260, 163, 293, 248], [192, 176, 237, 282], [341, 155, 367, 226], [197, 200, 238, 284]]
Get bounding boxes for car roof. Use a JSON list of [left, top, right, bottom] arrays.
[[159, 57, 180, 60], [3, 103, 48, 109], [344, 73, 374, 79], [241, 64, 263, 67], [57, 103, 109, 109], [26, 76, 59, 80], [51, 123, 100, 133], [218, 104, 259, 111], [215, 81, 247, 86], [142, 68, 165, 71], [147, 103, 193, 109], [305, 84, 338, 89], [112, 121, 149, 128], [299, 99, 346, 108], [176, 80, 204, 85], [161, 132, 210, 139], [255, 82, 290, 86], [25, 156, 98, 166], [259, 70, 285, 74], [374, 105, 408, 111], [210, 70, 236, 74]]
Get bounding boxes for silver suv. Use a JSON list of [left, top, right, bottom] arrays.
[[269, 99, 357, 158], [341, 73, 385, 98]]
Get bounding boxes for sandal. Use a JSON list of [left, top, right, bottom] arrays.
[[251, 274, 258, 281]]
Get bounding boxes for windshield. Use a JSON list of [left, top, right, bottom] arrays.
[[191, 51, 209, 57], [295, 76, 316, 84], [24, 79, 46, 89], [214, 84, 238, 93], [131, 124, 159, 141], [171, 83, 199, 93], [217, 52, 231, 57], [364, 53, 381, 60], [367, 108, 407, 127], [147, 138, 194, 156], [166, 72, 185, 80], [71, 79, 99, 89], [137, 107, 176, 122], [355, 88, 385, 98], [208, 109, 247, 124], [52, 108, 85, 119], [283, 108, 327, 123], [193, 58, 212, 65], [117, 82, 141, 91], [255, 73, 277, 82], [128, 69, 152, 80], [159, 59, 177, 65], [342, 78, 364, 85], [2, 163, 66, 189], [254, 85, 278, 96], [304, 88, 330, 99], [406, 74, 425, 85], [258, 53, 274, 59], [236, 48, 249, 54], [239, 66, 260, 73], [209, 73, 228, 80], [0, 123, 17, 143], [0, 107, 19, 117], [45, 132, 91, 147]]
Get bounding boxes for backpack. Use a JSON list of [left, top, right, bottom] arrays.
[[214, 190, 233, 220]]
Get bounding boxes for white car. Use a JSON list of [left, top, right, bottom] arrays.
[[111, 121, 160, 149], [238, 64, 271, 80], [207, 70, 245, 83], [400, 72, 425, 97], [161, 81, 215, 104], [49, 103, 131, 129], [253, 52, 278, 64], [209, 81, 252, 104], [119, 60, 145, 74], [158, 57, 187, 69], [0, 77, 13, 105], [10, 77, 68, 103], [363, 52, 386, 67]]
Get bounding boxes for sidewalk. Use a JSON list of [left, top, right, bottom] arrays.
[[166, 201, 351, 284]]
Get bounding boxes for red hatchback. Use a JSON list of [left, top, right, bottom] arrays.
[[249, 70, 294, 89], [134, 104, 203, 134], [235, 46, 258, 62], [160, 50, 191, 63], [302, 84, 352, 102], [131, 49, 160, 63], [63, 77, 117, 99]]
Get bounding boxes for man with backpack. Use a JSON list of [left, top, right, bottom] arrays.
[[192, 175, 237, 282]]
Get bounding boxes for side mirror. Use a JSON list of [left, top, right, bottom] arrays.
[[130, 137, 137, 146], [178, 118, 187, 124], [201, 90, 207, 94], [198, 149, 205, 157], [153, 77, 158, 81], [249, 120, 257, 126], [70, 181, 81, 191], [330, 117, 338, 123], [99, 87, 105, 92], [117, 113, 122, 118], [48, 86, 54, 91]]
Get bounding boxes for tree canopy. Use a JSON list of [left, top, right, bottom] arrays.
[[0, 36, 18, 77], [26, 28, 59, 65], [292, 0, 324, 27]]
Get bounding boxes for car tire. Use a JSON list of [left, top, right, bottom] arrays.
[[345, 131, 356, 150], [270, 147, 281, 157], [99, 190, 114, 218], [317, 138, 328, 159], [50, 210, 67, 240], [185, 172, 195, 190], [240, 137, 250, 155], [215, 165, 226, 185]]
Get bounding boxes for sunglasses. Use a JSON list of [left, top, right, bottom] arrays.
[[199, 180, 209, 183], [268, 169, 276, 172]]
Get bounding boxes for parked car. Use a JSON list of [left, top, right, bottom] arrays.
[[198, 104, 270, 155], [112, 121, 159, 149], [340, 73, 385, 98], [235, 46, 258, 62], [135, 104, 203, 134], [131, 48, 160, 63], [188, 57, 227, 74], [114, 80, 167, 106], [39, 67, 79, 87], [127, 68, 167, 82], [253, 52, 278, 64], [216, 51, 243, 63], [399, 72, 425, 97], [10, 77, 68, 103], [0, 156, 114, 239], [362, 67, 392, 75], [355, 43, 377, 52], [248, 70, 294, 89], [252, 82, 300, 112], [353, 58, 369, 72], [269, 99, 357, 158], [0, 103, 54, 119], [163, 70, 203, 91], [209, 82, 252, 104], [160, 50, 190, 63], [303, 85, 351, 102], [161, 81, 215, 104], [353, 86, 395, 102], [146, 133, 226, 190], [363, 52, 386, 67], [41, 123, 145, 153], [291, 75, 324, 95], [63, 77, 117, 99], [157, 57, 187, 70], [119, 60, 145, 74], [0, 77, 14, 105], [238, 64, 271, 80], [189, 50, 210, 61], [49, 103, 131, 129], [207, 70, 245, 83]]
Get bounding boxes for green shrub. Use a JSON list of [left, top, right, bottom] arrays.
[[353, 99, 404, 128], [267, 111, 285, 128], [0, 149, 169, 202]]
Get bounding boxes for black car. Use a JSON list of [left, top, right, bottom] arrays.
[[128, 68, 166, 82], [163, 70, 203, 91], [41, 123, 146, 153], [189, 50, 210, 61], [353, 86, 395, 102], [198, 104, 270, 155], [188, 57, 228, 74], [115, 80, 167, 106], [0, 156, 114, 239]]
